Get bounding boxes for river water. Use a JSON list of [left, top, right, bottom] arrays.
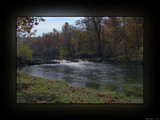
[[17, 60, 143, 96]]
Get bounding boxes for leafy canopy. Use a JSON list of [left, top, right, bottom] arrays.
[[17, 17, 45, 38]]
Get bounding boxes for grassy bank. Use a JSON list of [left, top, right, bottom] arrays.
[[17, 72, 143, 104]]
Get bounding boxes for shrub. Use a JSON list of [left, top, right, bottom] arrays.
[[17, 43, 33, 60]]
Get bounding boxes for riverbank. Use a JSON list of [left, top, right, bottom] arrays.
[[77, 57, 143, 65], [17, 57, 143, 68], [73, 52, 143, 65], [17, 57, 60, 67], [17, 72, 142, 104]]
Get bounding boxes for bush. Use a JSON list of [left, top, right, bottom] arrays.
[[60, 48, 69, 60], [42, 48, 59, 59], [17, 43, 33, 60]]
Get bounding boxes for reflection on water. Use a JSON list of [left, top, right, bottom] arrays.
[[17, 60, 143, 97]]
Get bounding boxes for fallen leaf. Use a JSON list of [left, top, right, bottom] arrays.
[[46, 97, 51, 100], [27, 99, 38, 103], [104, 98, 112, 103], [97, 93, 105, 97], [68, 101, 74, 103], [52, 100, 60, 103], [32, 99, 38, 103], [104, 100, 109, 104], [80, 99, 83, 102], [50, 93, 55, 95], [86, 102, 91, 104], [81, 91, 85, 94], [42, 101, 47, 104]]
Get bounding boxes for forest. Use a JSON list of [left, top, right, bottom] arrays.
[[17, 17, 143, 64]]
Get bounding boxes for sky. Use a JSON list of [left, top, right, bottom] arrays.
[[31, 17, 84, 37]]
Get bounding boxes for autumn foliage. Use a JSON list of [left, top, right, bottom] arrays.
[[17, 17, 143, 63]]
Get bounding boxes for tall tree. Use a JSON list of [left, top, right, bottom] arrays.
[[61, 22, 72, 58], [78, 32, 82, 53], [122, 17, 128, 59], [76, 17, 96, 53], [52, 28, 60, 49], [92, 17, 103, 57], [108, 17, 119, 48], [133, 17, 143, 53]]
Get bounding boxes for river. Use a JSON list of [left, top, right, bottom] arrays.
[[17, 60, 143, 97]]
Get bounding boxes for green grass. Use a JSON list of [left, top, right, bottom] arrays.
[[17, 72, 143, 104]]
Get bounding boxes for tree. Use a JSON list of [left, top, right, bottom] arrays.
[[62, 22, 71, 52], [123, 17, 143, 57], [17, 17, 45, 38], [92, 17, 103, 57], [78, 32, 82, 53], [108, 17, 119, 48], [17, 43, 33, 60], [132, 17, 143, 53], [52, 28, 60, 49], [59, 22, 72, 59], [76, 17, 96, 55], [122, 17, 128, 59]]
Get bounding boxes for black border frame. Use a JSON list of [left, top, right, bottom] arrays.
[[3, 2, 159, 119]]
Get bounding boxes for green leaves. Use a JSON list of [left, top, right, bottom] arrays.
[[17, 43, 33, 60]]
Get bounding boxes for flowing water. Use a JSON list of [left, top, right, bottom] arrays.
[[17, 60, 143, 97]]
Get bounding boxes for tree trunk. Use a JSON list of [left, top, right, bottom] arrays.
[[122, 18, 128, 59], [136, 31, 140, 53], [134, 17, 140, 54], [93, 17, 102, 58], [97, 31, 101, 57], [78, 33, 81, 53]]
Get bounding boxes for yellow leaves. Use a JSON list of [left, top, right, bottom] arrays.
[[17, 17, 45, 37], [81, 31, 87, 37], [127, 21, 143, 33]]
